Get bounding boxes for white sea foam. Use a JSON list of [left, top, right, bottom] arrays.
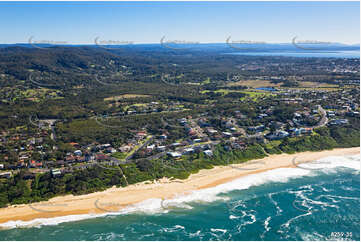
[[0, 154, 359, 229], [264, 216, 271, 232], [155, 166, 313, 213], [296, 154, 360, 171], [229, 215, 239, 220], [268, 192, 283, 215], [210, 228, 227, 233], [0, 213, 109, 230], [119, 198, 166, 214], [260, 216, 272, 239]]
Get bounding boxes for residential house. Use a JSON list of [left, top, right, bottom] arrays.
[[193, 138, 202, 143], [207, 128, 218, 135], [182, 148, 195, 154], [266, 130, 289, 140], [203, 150, 213, 157], [51, 169, 62, 177], [167, 152, 182, 158], [106, 147, 117, 153], [146, 144, 155, 152], [159, 134, 167, 140], [119, 145, 132, 153], [157, 146, 166, 152], [171, 142, 182, 147], [0, 172, 11, 179], [222, 132, 232, 138], [74, 150, 82, 156], [329, 119, 349, 126], [248, 125, 265, 132]]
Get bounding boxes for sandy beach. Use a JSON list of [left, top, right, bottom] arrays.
[[0, 147, 359, 225]]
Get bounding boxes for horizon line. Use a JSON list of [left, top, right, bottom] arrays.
[[3, 42, 361, 46]]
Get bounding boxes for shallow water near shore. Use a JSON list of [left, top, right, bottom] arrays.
[[0, 154, 359, 241]]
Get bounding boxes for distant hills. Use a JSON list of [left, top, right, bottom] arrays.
[[0, 43, 359, 52]]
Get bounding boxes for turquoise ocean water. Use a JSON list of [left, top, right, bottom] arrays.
[[0, 154, 359, 241]]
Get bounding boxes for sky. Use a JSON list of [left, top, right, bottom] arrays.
[[0, 1, 359, 45]]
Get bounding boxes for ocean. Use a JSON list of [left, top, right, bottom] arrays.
[[0, 154, 359, 241], [225, 50, 360, 58]]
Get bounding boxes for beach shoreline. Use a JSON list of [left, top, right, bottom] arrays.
[[0, 147, 359, 226]]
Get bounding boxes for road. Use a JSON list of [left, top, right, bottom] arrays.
[[124, 135, 153, 162], [312, 105, 328, 128], [50, 125, 56, 141]]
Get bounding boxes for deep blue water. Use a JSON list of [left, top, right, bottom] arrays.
[[0, 155, 359, 241], [225, 50, 360, 58]]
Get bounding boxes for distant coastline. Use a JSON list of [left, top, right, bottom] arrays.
[[0, 147, 359, 228], [0, 44, 359, 59], [224, 50, 360, 58]]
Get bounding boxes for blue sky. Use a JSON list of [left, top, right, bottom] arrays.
[[0, 1, 359, 44]]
